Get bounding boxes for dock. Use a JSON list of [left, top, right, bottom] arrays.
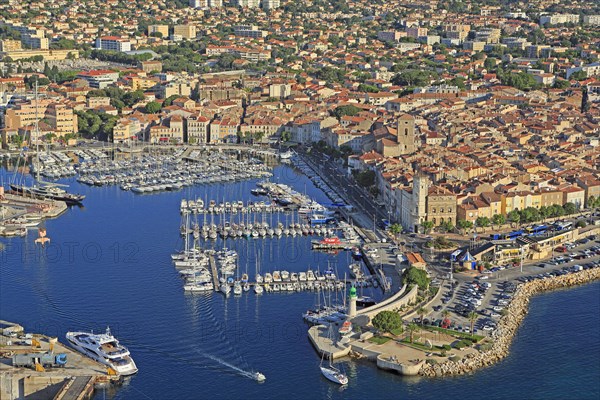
[[208, 255, 220, 291], [0, 321, 120, 400]]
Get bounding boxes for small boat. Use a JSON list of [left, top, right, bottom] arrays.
[[254, 285, 264, 295], [254, 372, 266, 382], [339, 320, 353, 336]]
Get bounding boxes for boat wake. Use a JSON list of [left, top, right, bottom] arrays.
[[199, 351, 264, 382]]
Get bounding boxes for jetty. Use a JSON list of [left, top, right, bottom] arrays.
[[0, 321, 120, 400]]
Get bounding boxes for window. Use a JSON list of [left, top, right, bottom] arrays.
[[432, 207, 436, 213], [440, 207, 444, 213], [405, 128, 408, 135]]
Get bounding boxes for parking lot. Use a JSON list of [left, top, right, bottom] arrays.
[[422, 235, 600, 336]]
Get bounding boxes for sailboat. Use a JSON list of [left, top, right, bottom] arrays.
[[320, 351, 348, 385]]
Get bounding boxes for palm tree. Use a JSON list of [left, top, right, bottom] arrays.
[[467, 311, 478, 336], [406, 323, 420, 343], [417, 306, 429, 325]]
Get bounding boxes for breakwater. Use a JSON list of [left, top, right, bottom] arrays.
[[419, 268, 600, 377]]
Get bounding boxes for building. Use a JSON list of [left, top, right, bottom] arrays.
[[45, 103, 78, 136], [236, 0, 260, 7], [234, 25, 267, 39], [261, 0, 280, 10], [0, 40, 21, 52], [0, 49, 76, 61], [189, 0, 208, 7], [76, 70, 120, 89], [583, 15, 600, 25], [410, 173, 429, 233], [173, 25, 196, 40], [396, 113, 418, 155], [377, 31, 406, 43], [22, 33, 48, 49], [208, 0, 223, 6], [138, 60, 163, 73], [426, 186, 456, 227], [95, 36, 131, 52], [186, 114, 210, 144], [539, 14, 579, 25], [148, 25, 169, 38]]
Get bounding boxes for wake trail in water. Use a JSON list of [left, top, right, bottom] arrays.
[[196, 350, 260, 381]]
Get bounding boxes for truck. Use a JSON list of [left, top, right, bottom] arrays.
[[13, 352, 67, 369]]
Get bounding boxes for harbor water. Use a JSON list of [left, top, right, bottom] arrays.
[[1, 162, 599, 400]]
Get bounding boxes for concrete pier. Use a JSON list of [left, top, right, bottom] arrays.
[[0, 321, 119, 400]]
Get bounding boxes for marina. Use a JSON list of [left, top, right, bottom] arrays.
[[2, 155, 599, 400]]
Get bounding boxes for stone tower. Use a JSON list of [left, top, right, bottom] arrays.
[[411, 172, 429, 233], [396, 113, 417, 155]]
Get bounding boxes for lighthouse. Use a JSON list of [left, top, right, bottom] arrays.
[[348, 285, 357, 317]]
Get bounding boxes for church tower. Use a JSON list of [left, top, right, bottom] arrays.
[[396, 114, 417, 155], [411, 172, 429, 233]]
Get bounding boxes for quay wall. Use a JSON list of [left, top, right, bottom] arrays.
[[419, 268, 600, 377]]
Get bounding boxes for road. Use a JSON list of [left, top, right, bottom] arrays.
[[296, 149, 387, 239]]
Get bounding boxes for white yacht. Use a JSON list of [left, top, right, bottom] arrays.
[[66, 327, 138, 376]]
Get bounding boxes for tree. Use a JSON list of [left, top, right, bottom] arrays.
[[570, 70, 587, 81], [575, 220, 586, 228], [563, 202, 577, 215], [553, 79, 570, 89], [491, 214, 506, 229], [280, 131, 292, 142], [475, 216, 490, 232], [402, 267, 430, 290], [421, 220, 434, 234], [144, 101, 161, 114], [438, 220, 454, 233], [467, 311, 478, 336], [417, 307, 429, 325], [507, 210, 521, 227], [389, 223, 402, 239], [332, 104, 360, 119], [484, 57, 497, 71], [372, 310, 403, 334], [406, 323, 420, 343], [457, 219, 473, 234]]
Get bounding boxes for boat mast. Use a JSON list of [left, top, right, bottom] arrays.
[[34, 79, 40, 183]]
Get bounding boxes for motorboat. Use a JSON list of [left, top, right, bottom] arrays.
[[66, 327, 138, 375]]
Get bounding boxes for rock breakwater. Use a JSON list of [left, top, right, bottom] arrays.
[[419, 268, 600, 377]]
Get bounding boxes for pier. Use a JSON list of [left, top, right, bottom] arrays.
[[208, 254, 220, 291], [0, 321, 119, 400]]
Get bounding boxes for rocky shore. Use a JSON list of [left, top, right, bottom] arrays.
[[419, 268, 600, 377]]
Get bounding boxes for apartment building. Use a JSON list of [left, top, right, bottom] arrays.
[[0, 40, 22, 52], [148, 25, 169, 38], [76, 70, 120, 89], [95, 36, 131, 52], [539, 14, 579, 25], [173, 25, 196, 40], [234, 25, 267, 39], [186, 114, 210, 144], [45, 103, 78, 136], [583, 15, 600, 25]]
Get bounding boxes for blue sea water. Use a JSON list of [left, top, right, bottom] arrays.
[[1, 163, 599, 400]]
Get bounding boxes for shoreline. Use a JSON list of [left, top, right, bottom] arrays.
[[418, 268, 600, 377]]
